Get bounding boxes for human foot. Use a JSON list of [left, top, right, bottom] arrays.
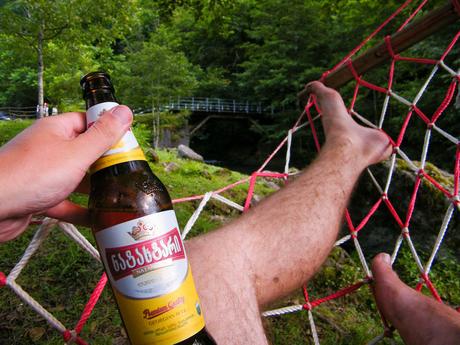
[[372, 253, 460, 345], [306, 81, 392, 166]]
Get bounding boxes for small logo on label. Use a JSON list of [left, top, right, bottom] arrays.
[[129, 220, 156, 241], [143, 296, 185, 319]]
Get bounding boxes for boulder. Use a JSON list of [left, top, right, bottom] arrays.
[[163, 162, 180, 173], [177, 144, 203, 162]]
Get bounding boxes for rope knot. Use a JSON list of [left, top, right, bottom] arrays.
[[402, 227, 410, 238], [303, 302, 312, 311], [0, 272, 6, 287], [63, 329, 77, 343]]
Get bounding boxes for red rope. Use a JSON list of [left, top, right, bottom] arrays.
[[440, 30, 460, 61], [244, 173, 258, 211], [404, 176, 422, 228], [421, 171, 454, 199], [454, 145, 460, 195], [74, 273, 108, 334], [355, 198, 383, 233], [62, 330, 88, 345], [397, 0, 429, 32], [452, 0, 460, 17], [345, 209, 356, 234], [431, 80, 458, 124], [349, 81, 361, 112], [326, 0, 415, 75], [304, 281, 366, 310], [305, 103, 321, 152], [396, 56, 438, 65], [396, 109, 415, 147], [383, 198, 405, 229], [412, 105, 430, 125], [421, 273, 443, 302]]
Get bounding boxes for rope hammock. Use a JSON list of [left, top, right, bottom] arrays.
[[1, 1, 459, 343]]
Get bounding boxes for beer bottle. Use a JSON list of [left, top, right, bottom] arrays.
[[81, 71, 216, 345]]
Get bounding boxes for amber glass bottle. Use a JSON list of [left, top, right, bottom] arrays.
[[81, 72, 216, 345]]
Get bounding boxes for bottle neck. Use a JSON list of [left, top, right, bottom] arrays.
[[85, 89, 118, 109]]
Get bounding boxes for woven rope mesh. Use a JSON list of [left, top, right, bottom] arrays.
[[0, 1, 459, 344]]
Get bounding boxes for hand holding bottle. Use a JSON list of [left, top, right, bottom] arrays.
[[0, 106, 133, 242]]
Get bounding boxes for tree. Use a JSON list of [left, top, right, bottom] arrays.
[[0, 0, 138, 117], [117, 37, 199, 147]]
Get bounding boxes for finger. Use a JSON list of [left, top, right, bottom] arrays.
[[72, 105, 133, 167], [0, 215, 32, 243], [45, 200, 90, 227], [40, 112, 87, 138], [371, 253, 402, 286]]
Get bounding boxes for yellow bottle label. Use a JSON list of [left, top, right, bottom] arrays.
[[86, 101, 147, 174], [95, 210, 205, 345]]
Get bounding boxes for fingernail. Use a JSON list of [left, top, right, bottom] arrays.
[[381, 253, 391, 265], [111, 105, 132, 125]]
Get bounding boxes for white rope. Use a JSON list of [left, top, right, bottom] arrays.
[[261, 304, 303, 317], [395, 147, 419, 172], [404, 231, 425, 273], [8, 280, 66, 333], [308, 309, 320, 345], [379, 94, 390, 129], [335, 235, 351, 246], [389, 90, 412, 108], [384, 154, 397, 195], [211, 193, 244, 212], [432, 124, 459, 145], [391, 234, 404, 265], [438, 60, 458, 77], [182, 192, 213, 240], [366, 168, 384, 195], [420, 128, 432, 169], [58, 222, 100, 262], [424, 203, 455, 274], [351, 110, 379, 129], [9, 218, 57, 280], [284, 129, 293, 176], [353, 236, 371, 278], [413, 64, 439, 105]]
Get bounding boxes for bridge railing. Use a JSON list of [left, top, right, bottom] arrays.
[[0, 106, 37, 119], [160, 97, 263, 114]]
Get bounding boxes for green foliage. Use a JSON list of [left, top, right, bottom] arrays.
[[0, 119, 33, 146]]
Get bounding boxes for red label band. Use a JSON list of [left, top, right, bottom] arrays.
[[105, 227, 185, 281]]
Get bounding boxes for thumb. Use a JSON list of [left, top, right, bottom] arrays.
[[74, 105, 133, 166], [371, 253, 406, 322], [371, 253, 401, 286]]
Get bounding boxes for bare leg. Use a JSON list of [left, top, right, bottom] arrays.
[[186, 81, 392, 344], [372, 253, 460, 345]]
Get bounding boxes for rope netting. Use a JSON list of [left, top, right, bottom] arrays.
[[1, 1, 459, 344]]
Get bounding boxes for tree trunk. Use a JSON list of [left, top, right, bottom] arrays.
[[152, 100, 157, 148], [37, 22, 44, 119]]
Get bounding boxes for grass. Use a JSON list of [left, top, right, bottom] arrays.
[[0, 118, 459, 344]]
